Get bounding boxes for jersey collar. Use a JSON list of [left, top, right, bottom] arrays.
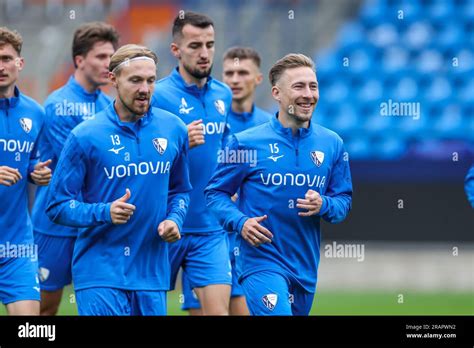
[[170, 66, 213, 95], [230, 104, 255, 120], [0, 86, 20, 110], [107, 101, 153, 132], [67, 75, 102, 100], [270, 112, 314, 139]]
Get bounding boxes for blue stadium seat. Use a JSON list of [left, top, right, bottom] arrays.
[[423, 76, 453, 103], [431, 103, 464, 139], [344, 137, 373, 160], [372, 136, 407, 160], [327, 103, 360, 137]]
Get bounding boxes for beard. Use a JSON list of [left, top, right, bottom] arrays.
[[118, 92, 150, 118], [182, 61, 213, 79]]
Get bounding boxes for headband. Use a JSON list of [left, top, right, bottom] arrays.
[[111, 56, 156, 73]]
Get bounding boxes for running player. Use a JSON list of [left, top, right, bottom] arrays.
[[205, 53, 353, 315], [465, 164, 474, 208], [0, 27, 52, 315], [31, 21, 119, 316], [181, 47, 271, 315], [46, 44, 192, 315], [151, 11, 233, 315]]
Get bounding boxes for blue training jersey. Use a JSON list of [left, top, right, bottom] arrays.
[[152, 67, 232, 234], [32, 76, 112, 237], [46, 103, 192, 291], [465, 164, 474, 208], [0, 86, 44, 248], [226, 104, 272, 135], [205, 114, 353, 293]]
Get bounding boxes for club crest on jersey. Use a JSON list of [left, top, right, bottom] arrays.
[[19, 118, 32, 133], [311, 151, 325, 167], [214, 99, 226, 116], [152, 138, 167, 155], [262, 294, 278, 311], [38, 267, 50, 282]]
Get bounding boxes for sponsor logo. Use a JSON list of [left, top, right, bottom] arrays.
[[108, 146, 125, 155], [0, 139, 35, 153], [268, 154, 284, 162], [214, 99, 226, 116], [310, 151, 324, 167], [179, 97, 194, 114], [19, 118, 32, 133], [201, 121, 226, 135], [262, 294, 278, 311], [103, 161, 171, 179], [152, 138, 167, 155], [260, 173, 326, 188]]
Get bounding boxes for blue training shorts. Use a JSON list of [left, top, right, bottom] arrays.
[[241, 270, 315, 316], [181, 231, 242, 310], [0, 255, 40, 304], [35, 231, 75, 291], [76, 287, 167, 316]]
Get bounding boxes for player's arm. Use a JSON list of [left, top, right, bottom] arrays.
[[465, 164, 474, 208], [45, 102, 81, 158], [318, 141, 353, 223], [205, 135, 251, 234], [45, 133, 113, 227], [161, 135, 193, 235], [26, 118, 53, 186]]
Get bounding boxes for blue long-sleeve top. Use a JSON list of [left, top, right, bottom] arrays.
[[0, 86, 44, 247], [46, 103, 192, 291], [205, 113, 353, 292], [32, 76, 112, 237]]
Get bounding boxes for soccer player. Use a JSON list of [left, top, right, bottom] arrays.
[[465, 164, 474, 208], [46, 44, 192, 316], [0, 27, 52, 315], [31, 21, 119, 316], [205, 53, 353, 316], [181, 47, 272, 315], [151, 11, 233, 315]]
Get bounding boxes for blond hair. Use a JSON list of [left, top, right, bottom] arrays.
[[109, 44, 158, 74], [0, 27, 23, 55], [269, 53, 315, 86]]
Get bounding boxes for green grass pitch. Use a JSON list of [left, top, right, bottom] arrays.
[[2, 286, 472, 315]]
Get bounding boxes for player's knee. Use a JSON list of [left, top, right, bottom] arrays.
[[40, 291, 63, 316]]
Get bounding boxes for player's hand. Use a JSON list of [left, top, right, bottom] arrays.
[[0, 165, 22, 186], [187, 119, 205, 149], [241, 215, 273, 247], [158, 219, 181, 243], [297, 189, 323, 217], [30, 159, 52, 186], [110, 188, 136, 224]]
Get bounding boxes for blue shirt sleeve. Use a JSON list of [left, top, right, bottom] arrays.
[[45, 102, 81, 159], [465, 164, 474, 208], [46, 133, 112, 227], [165, 137, 193, 232], [319, 141, 353, 223], [205, 135, 250, 234]]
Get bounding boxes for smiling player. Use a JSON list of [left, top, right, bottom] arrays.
[[205, 53, 353, 315]]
